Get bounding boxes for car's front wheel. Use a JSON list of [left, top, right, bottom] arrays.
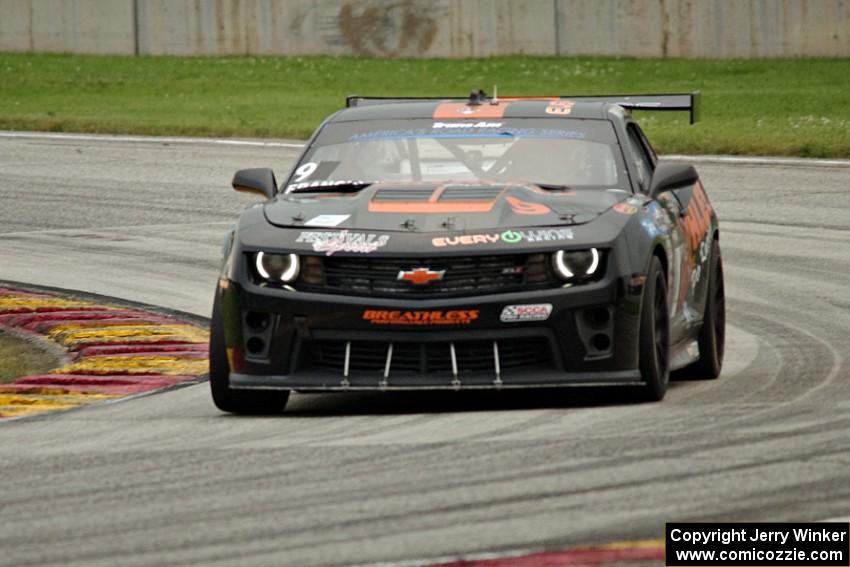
[[209, 292, 289, 414], [637, 255, 670, 401]]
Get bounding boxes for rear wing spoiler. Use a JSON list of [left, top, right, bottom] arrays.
[[556, 93, 700, 124], [346, 92, 701, 124]]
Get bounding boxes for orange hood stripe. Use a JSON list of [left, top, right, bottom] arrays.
[[368, 201, 496, 214]]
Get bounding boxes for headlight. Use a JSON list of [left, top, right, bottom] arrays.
[[254, 252, 300, 283], [552, 248, 600, 281]]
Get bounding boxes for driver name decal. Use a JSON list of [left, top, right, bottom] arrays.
[[296, 230, 389, 256], [286, 179, 367, 192]]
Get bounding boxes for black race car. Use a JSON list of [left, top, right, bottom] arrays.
[[210, 91, 724, 413]]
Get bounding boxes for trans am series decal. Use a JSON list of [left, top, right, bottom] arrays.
[[432, 228, 573, 247], [363, 310, 479, 325], [349, 127, 586, 141], [296, 230, 390, 256]]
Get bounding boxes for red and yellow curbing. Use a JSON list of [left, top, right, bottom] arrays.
[[0, 286, 209, 420], [428, 539, 665, 567]]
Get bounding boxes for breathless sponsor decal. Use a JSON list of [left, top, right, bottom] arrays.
[[296, 230, 389, 256], [500, 303, 553, 323], [363, 310, 479, 325], [304, 214, 350, 227], [432, 228, 573, 247]]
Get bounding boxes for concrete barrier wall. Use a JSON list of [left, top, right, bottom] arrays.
[[1, 0, 848, 58], [0, 0, 135, 54]]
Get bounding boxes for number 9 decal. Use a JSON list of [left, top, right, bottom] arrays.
[[293, 162, 318, 182]]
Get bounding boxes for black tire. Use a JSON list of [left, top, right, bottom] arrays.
[[678, 239, 725, 380], [209, 293, 289, 415], [637, 255, 670, 401]]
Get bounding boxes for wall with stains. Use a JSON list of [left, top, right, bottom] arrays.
[[0, 0, 135, 55], [1, 0, 848, 58]]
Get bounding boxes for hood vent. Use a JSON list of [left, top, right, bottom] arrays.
[[372, 188, 435, 202], [438, 186, 504, 201], [372, 185, 506, 203]]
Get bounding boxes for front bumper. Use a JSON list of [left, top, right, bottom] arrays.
[[219, 267, 645, 391]]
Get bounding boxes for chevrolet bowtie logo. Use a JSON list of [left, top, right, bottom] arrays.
[[397, 267, 445, 285]]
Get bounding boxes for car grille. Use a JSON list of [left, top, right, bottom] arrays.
[[308, 336, 553, 376], [296, 253, 559, 298]]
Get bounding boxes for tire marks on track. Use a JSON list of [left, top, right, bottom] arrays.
[[1, 140, 850, 566]]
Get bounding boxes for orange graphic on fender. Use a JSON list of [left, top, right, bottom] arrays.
[[506, 196, 550, 215]]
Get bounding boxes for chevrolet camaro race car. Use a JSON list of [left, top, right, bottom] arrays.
[[210, 91, 725, 414]]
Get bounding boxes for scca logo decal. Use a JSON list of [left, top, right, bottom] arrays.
[[500, 303, 553, 322], [432, 228, 573, 247]]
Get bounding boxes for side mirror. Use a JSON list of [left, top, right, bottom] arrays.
[[649, 162, 699, 198], [232, 168, 277, 200]]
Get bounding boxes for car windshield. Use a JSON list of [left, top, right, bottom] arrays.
[[285, 118, 625, 192]]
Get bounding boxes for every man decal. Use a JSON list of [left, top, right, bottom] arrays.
[[432, 228, 573, 247]]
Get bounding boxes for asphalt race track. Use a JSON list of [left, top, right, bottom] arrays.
[[1, 134, 849, 566]]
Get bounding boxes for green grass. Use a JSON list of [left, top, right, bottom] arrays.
[[0, 331, 59, 383], [1, 53, 848, 157]]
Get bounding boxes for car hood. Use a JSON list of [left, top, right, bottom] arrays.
[[264, 181, 632, 232]]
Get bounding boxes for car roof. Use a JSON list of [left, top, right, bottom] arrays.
[[327, 99, 619, 122]]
